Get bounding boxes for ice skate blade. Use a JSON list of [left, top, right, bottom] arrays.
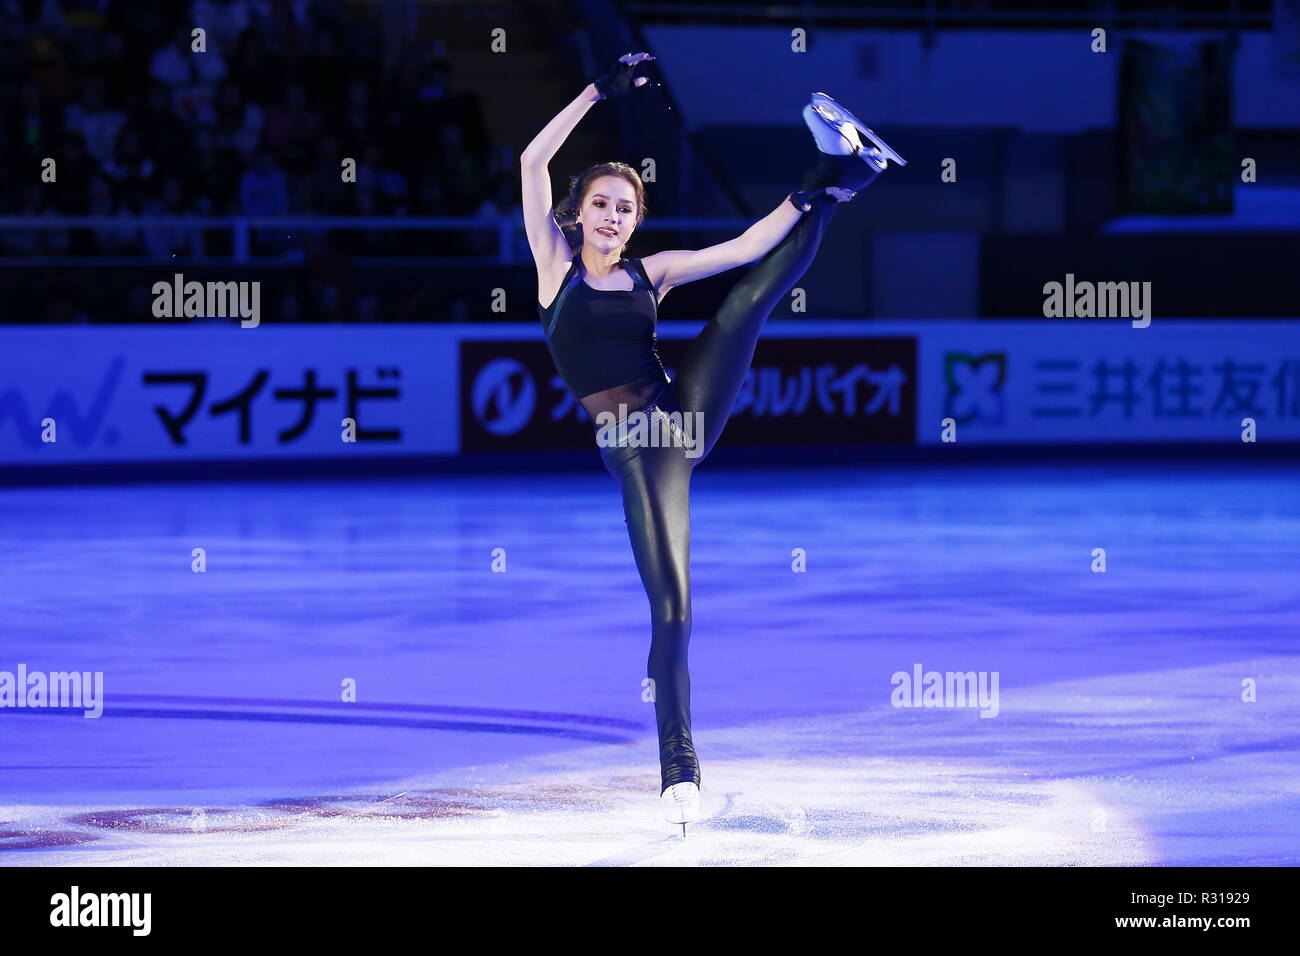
[[809, 91, 907, 167]]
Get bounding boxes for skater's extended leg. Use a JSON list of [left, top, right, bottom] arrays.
[[674, 93, 900, 461], [673, 192, 838, 460]]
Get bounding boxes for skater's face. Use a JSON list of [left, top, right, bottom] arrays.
[[579, 175, 638, 252]]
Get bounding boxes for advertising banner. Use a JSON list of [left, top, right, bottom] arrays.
[[459, 333, 917, 452], [917, 321, 1300, 444], [3, 321, 1297, 468], [0, 326, 459, 464]]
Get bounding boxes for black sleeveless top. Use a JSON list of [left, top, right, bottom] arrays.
[[537, 256, 667, 399]]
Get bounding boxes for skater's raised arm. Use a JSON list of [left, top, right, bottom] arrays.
[[642, 187, 852, 294], [521, 54, 655, 270], [520, 85, 600, 268]]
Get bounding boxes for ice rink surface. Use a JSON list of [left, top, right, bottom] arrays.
[[1, 461, 1297, 865]]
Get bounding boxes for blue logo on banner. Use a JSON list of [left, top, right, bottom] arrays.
[[944, 352, 1006, 425], [471, 358, 536, 436], [0, 355, 124, 447]]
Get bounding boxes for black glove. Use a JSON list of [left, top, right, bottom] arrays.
[[788, 186, 855, 212], [788, 188, 828, 211], [594, 52, 655, 100]]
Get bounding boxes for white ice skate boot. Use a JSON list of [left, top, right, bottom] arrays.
[[661, 781, 700, 835], [788, 92, 904, 208], [803, 90, 907, 168]]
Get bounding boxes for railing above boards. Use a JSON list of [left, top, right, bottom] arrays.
[[0, 215, 755, 266], [625, 0, 1272, 29]]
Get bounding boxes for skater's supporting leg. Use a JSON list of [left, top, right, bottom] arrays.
[[607, 442, 699, 790]]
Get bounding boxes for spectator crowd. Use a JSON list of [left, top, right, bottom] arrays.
[[0, 0, 521, 257]]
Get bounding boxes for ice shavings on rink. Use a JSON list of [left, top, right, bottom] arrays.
[[4, 657, 1296, 866]]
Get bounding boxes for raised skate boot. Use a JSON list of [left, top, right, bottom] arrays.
[[793, 91, 905, 202]]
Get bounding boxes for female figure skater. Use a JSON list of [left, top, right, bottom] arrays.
[[520, 53, 903, 831]]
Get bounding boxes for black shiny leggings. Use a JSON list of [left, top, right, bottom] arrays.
[[600, 151, 870, 792]]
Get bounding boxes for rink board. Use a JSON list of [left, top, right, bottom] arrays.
[[0, 320, 1297, 466]]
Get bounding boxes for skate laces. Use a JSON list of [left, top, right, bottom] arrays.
[[665, 783, 697, 805]]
